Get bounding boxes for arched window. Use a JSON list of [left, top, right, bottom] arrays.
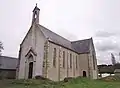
[[93, 54, 96, 70], [63, 51, 65, 68], [76, 56, 78, 69], [70, 54, 72, 68], [53, 48, 56, 67]]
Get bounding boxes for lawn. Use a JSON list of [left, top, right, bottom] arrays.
[[0, 77, 120, 88]]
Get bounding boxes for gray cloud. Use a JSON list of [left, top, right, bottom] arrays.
[[96, 49, 120, 65], [95, 30, 116, 38], [95, 39, 120, 52]]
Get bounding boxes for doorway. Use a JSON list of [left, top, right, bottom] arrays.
[[28, 62, 33, 79], [83, 71, 87, 77]]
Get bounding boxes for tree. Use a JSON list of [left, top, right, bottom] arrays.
[[111, 53, 116, 65], [0, 41, 3, 56]]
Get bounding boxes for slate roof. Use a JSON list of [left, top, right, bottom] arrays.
[[71, 39, 91, 53], [0, 56, 18, 70], [37, 24, 92, 54]]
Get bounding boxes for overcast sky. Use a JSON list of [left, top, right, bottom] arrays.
[[0, 0, 120, 64]]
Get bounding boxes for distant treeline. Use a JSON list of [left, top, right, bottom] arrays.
[[98, 63, 120, 74]]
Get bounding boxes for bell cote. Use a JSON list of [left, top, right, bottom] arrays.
[[32, 4, 40, 25]]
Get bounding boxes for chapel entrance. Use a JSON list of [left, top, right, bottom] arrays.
[[28, 62, 33, 79], [83, 71, 87, 77]]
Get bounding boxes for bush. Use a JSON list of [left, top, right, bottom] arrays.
[[64, 77, 73, 82], [35, 75, 46, 80]]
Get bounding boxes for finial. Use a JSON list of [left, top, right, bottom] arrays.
[[36, 3, 37, 7]]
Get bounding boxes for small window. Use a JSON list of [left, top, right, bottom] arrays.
[[53, 48, 56, 67], [76, 56, 78, 69], [70, 54, 72, 68], [63, 51, 65, 68]]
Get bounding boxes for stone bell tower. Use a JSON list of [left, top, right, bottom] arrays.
[[32, 4, 40, 25]]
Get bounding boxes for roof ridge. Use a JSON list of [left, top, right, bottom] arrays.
[[71, 38, 92, 43]]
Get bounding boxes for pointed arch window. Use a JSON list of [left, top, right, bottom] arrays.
[[76, 56, 78, 69], [93, 54, 96, 70], [63, 51, 65, 68], [53, 48, 56, 67], [70, 54, 72, 68]]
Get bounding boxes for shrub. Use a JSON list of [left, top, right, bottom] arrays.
[[64, 77, 73, 82], [35, 75, 46, 80]]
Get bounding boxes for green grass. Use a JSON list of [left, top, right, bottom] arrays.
[[0, 77, 120, 88]]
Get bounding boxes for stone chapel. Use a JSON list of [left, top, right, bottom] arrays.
[[16, 5, 98, 81]]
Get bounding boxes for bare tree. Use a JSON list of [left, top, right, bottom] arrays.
[[0, 41, 3, 56], [111, 53, 116, 65]]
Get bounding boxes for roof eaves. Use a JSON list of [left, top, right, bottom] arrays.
[[20, 25, 33, 46], [0, 56, 17, 59]]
